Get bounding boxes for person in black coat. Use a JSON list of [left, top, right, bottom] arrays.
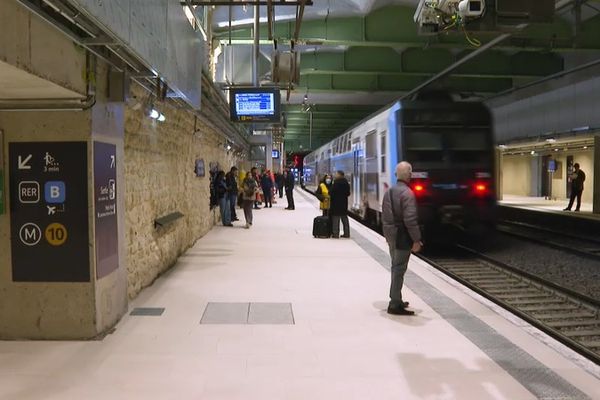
[[284, 168, 295, 210], [330, 170, 350, 238], [275, 172, 285, 198], [261, 171, 274, 208]]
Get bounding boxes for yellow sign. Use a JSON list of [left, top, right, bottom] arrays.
[[45, 223, 68, 246]]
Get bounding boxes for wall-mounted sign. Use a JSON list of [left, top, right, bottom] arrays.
[[195, 159, 205, 177], [272, 150, 280, 159], [0, 130, 4, 215], [94, 142, 118, 279], [9, 142, 89, 282], [229, 88, 281, 123]]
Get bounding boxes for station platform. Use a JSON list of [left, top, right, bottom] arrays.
[[500, 195, 597, 219], [1, 190, 600, 400]]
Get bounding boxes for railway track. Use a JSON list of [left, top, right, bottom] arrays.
[[497, 220, 600, 260], [420, 246, 600, 365]]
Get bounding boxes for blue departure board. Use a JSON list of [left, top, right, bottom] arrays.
[[229, 88, 281, 123]]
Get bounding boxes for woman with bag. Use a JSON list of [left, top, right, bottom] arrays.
[[315, 174, 332, 216], [242, 171, 259, 229]]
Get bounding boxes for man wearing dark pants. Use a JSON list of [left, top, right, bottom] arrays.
[[225, 166, 239, 221], [284, 168, 295, 210], [276, 172, 285, 198], [564, 163, 586, 212], [330, 171, 350, 238], [382, 162, 423, 316]]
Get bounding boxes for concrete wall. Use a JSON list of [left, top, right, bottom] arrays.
[[0, 0, 86, 98], [124, 86, 236, 299], [502, 155, 532, 196]]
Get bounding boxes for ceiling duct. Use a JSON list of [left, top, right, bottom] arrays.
[[271, 51, 300, 86]]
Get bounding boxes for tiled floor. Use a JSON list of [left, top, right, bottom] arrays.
[[1, 190, 599, 399]]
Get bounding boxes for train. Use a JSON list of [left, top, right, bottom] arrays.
[[303, 93, 497, 239]]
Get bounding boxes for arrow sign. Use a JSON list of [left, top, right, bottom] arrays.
[[18, 154, 32, 170]]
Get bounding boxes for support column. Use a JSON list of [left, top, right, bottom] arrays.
[[0, 64, 127, 339], [593, 136, 600, 214]]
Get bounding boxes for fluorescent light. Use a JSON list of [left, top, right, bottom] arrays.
[[583, 146, 588, 149], [545, 138, 556, 143], [530, 150, 535, 155], [498, 144, 507, 149], [554, 148, 559, 152], [150, 109, 160, 119], [158, 114, 166, 122], [572, 126, 590, 132], [217, 14, 296, 28]]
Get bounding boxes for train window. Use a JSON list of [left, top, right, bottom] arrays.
[[405, 130, 443, 151], [366, 131, 377, 158], [380, 132, 387, 173]]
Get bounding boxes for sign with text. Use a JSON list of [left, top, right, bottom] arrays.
[[9, 142, 90, 282], [94, 142, 119, 279]]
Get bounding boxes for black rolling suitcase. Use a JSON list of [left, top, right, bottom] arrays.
[[312, 216, 330, 238]]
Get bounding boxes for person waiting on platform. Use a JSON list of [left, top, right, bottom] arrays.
[[316, 174, 332, 216], [225, 166, 239, 222], [251, 167, 262, 209], [275, 172, 285, 198], [215, 170, 233, 227], [261, 170, 274, 208], [382, 162, 423, 316], [564, 163, 586, 212], [242, 171, 259, 228], [330, 171, 350, 238], [284, 167, 295, 210]]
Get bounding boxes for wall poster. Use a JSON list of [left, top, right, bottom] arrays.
[[9, 142, 90, 282], [94, 142, 119, 279]]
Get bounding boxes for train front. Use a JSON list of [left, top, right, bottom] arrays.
[[397, 99, 497, 235]]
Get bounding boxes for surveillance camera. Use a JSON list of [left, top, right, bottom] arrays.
[[458, 0, 484, 18]]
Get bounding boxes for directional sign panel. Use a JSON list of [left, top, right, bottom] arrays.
[[9, 142, 90, 282], [94, 142, 119, 279]]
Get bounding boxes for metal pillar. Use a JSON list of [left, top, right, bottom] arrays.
[[309, 111, 313, 149], [253, 5, 260, 87], [594, 136, 600, 213]]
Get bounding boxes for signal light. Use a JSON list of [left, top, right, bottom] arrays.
[[414, 184, 425, 192]]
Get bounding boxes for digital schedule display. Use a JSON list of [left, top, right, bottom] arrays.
[[229, 88, 281, 123]]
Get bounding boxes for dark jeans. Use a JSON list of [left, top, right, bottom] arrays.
[[331, 215, 349, 237], [263, 189, 272, 207], [278, 185, 284, 198], [219, 196, 231, 225], [567, 189, 583, 211], [285, 188, 295, 209], [229, 192, 238, 219], [388, 245, 411, 308]]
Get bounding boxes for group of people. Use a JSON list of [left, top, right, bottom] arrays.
[[315, 171, 351, 238], [214, 166, 297, 229]]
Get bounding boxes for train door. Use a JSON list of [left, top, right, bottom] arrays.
[[352, 138, 362, 211], [365, 130, 379, 210]]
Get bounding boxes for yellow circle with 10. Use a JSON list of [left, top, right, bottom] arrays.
[[45, 223, 68, 246]]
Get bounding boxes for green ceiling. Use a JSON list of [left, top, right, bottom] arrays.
[[214, 5, 600, 152]]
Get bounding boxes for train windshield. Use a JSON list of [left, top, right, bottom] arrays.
[[403, 128, 491, 168]]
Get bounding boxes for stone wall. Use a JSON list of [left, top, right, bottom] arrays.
[[124, 86, 235, 298]]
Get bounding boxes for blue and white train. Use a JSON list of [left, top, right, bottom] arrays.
[[303, 95, 497, 236]]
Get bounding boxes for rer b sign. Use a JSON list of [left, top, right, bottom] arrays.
[[45, 181, 66, 204]]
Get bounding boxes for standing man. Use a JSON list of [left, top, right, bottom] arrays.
[[382, 162, 423, 316], [284, 167, 295, 210], [276, 172, 285, 198], [261, 170, 274, 208], [330, 171, 351, 238], [564, 163, 586, 212], [225, 166, 239, 221]]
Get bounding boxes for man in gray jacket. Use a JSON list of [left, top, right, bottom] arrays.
[[381, 161, 423, 316]]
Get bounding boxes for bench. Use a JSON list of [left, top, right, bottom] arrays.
[[154, 211, 184, 228]]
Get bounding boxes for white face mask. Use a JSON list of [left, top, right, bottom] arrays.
[[325, 179, 332, 184]]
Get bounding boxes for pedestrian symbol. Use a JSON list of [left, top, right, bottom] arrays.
[[45, 223, 68, 246], [19, 223, 42, 246]]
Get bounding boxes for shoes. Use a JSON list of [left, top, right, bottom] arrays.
[[233, 218, 239, 221], [331, 235, 339, 239], [563, 208, 571, 211], [285, 207, 295, 210], [254, 207, 261, 210], [342, 234, 350, 238], [224, 223, 234, 227], [574, 209, 580, 212], [245, 223, 249, 229], [387, 306, 414, 316], [269, 205, 272, 208]]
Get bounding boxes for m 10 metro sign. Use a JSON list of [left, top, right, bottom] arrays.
[[9, 142, 90, 282]]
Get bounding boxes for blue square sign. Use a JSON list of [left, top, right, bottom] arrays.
[[45, 181, 66, 204]]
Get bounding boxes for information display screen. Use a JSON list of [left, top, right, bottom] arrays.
[[230, 88, 281, 123]]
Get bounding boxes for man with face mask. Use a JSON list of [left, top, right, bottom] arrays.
[[381, 162, 423, 316]]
